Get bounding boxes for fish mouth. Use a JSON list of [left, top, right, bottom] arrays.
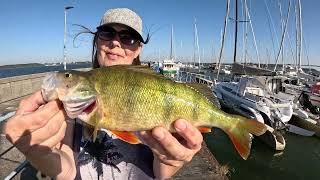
[[63, 97, 97, 119], [78, 99, 98, 123], [41, 72, 98, 121], [41, 72, 59, 101]]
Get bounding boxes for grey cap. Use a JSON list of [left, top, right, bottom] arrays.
[[98, 8, 143, 40]]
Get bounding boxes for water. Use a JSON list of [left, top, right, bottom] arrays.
[[205, 129, 320, 180], [0, 63, 92, 78]]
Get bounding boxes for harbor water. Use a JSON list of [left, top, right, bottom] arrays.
[[0, 63, 91, 78], [205, 129, 320, 180]]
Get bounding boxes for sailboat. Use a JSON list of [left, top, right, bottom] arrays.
[[214, 0, 288, 150], [215, 77, 293, 127], [159, 25, 179, 79], [265, 0, 320, 137], [230, 0, 274, 76]]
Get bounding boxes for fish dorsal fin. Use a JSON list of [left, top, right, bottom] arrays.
[[185, 83, 221, 108], [107, 65, 156, 74], [121, 65, 157, 73], [111, 131, 141, 144], [109, 65, 174, 80]]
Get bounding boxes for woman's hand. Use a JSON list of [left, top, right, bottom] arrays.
[[4, 91, 76, 179], [138, 119, 203, 179]]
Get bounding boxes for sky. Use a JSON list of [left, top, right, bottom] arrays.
[[0, 0, 320, 66]]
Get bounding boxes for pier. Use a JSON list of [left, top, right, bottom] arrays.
[[0, 73, 47, 114], [0, 72, 227, 179], [178, 71, 215, 87]]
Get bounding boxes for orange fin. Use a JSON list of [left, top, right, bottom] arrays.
[[226, 115, 267, 160], [226, 130, 251, 160], [242, 117, 268, 136], [111, 131, 141, 144], [197, 127, 212, 133]]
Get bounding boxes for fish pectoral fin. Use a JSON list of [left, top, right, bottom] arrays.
[[111, 131, 141, 144], [197, 127, 212, 133]]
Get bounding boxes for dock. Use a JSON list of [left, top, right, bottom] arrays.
[[178, 70, 215, 87], [0, 72, 228, 179]]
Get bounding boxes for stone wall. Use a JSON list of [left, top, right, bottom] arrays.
[[0, 73, 47, 104]]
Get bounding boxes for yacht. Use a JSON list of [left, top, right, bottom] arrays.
[[214, 76, 292, 150], [159, 59, 179, 79], [215, 77, 293, 128]]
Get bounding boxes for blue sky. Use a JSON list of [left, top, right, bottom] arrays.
[[0, 0, 320, 66]]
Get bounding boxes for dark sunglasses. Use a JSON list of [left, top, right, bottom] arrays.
[[97, 26, 141, 46]]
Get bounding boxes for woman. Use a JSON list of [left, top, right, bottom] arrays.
[[4, 8, 203, 179]]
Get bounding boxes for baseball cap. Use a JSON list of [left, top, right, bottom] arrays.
[[97, 8, 144, 42]]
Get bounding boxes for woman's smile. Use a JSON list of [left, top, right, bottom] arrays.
[[106, 52, 123, 60]]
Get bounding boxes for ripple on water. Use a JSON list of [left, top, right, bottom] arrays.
[[204, 129, 320, 180]]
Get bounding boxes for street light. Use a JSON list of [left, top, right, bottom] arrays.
[[63, 6, 74, 70]]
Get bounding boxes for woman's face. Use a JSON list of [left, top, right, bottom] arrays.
[[96, 24, 142, 67]]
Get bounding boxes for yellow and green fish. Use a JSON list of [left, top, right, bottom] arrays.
[[41, 65, 267, 160]]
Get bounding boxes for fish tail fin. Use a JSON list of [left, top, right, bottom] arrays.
[[226, 115, 267, 160]]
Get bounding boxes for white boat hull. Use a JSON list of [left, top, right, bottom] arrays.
[[215, 82, 293, 125]]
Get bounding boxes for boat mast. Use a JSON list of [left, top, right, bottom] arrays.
[[233, 0, 238, 64], [193, 19, 196, 67], [216, 0, 230, 79], [297, 0, 302, 71], [194, 19, 200, 71], [242, 0, 248, 64], [278, 0, 285, 72], [274, 0, 291, 72], [244, 0, 261, 68], [194, 18, 201, 71]]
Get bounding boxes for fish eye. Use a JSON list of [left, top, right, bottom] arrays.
[[65, 73, 72, 78]]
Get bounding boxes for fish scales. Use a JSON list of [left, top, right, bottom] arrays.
[[41, 65, 267, 159], [90, 66, 224, 131]]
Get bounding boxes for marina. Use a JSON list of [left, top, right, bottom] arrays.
[[1, 62, 319, 179]]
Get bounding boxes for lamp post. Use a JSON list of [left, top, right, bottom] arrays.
[[63, 6, 74, 70]]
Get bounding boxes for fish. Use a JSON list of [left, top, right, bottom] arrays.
[[41, 65, 267, 160]]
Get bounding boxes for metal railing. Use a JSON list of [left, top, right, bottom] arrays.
[[0, 111, 30, 180], [178, 71, 214, 87]]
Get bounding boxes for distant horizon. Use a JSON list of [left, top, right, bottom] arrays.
[[0, 60, 319, 68]]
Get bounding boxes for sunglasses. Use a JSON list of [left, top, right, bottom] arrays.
[[97, 26, 141, 46]]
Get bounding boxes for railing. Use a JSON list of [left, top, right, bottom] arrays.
[[0, 112, 29, 180], [177, 71, 214, 87]]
